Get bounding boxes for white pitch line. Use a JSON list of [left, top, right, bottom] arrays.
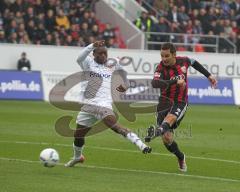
[[0, 140, 240, 165], [0, 157, 239, 183]]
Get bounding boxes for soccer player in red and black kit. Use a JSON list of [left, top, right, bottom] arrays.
[[145, 43, 217, 172]]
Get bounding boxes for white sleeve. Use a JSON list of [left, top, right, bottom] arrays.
[[76, 44, 95, 70], [115, 59, 130, 88], [115, 58, 124, 71]]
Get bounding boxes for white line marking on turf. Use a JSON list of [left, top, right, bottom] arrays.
[[1, 140, 240, 165], [0, 157, 239, 183]]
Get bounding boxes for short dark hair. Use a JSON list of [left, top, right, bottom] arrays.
[[161, 43, 176, 54], [93, 46, 107, 54]]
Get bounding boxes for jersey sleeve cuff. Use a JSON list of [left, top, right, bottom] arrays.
[[87, 44, 95, 50]]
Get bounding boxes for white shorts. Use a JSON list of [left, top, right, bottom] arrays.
[[76, 104, 115, 127]]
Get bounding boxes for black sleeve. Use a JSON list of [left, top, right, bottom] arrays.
[[191, 60, 211, 78], [152, 79, 177, 88]]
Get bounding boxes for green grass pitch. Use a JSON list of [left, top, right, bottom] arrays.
[[0, 100, 240, 192]]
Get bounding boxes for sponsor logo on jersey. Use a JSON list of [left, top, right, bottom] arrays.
[[170, 74, 185, 80], [89, 72, 111, 78], [181, 66, 187, 73]]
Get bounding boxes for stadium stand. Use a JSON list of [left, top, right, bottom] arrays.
[[135, 0, 240, 53], [0, 0, 239, 53], [0, 0, 125, 48]]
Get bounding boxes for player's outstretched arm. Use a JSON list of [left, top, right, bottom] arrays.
[[116, 69, 130, 92], [191, 60, 217, 88], [76, 41, 104, 67]]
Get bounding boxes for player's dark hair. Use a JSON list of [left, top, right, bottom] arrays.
[[93, 46, 107, 53], [161, 43, 176, 54]]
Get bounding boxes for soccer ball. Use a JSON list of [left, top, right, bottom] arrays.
[[39, 148, 59, 167]]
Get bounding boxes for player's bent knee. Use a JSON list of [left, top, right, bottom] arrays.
[[164, 114, 177, 125], [161, 122, 171, 134], [162, 132, 173, 144], [103, 115, 117, 128]]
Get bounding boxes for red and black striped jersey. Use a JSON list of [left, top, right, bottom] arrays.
[[153, 56, 195, 104]]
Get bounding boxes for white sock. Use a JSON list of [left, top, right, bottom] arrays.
[[73, 143, 84, 159], [126, 132, 147, 151]]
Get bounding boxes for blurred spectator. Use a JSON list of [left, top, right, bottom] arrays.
[[14, 11, 24, 25], [190, 0, 202, 10], [106, 38, 118, 48], [19, 33, 31, 44], [91, 24, 100, 38], [134, 12, 154, 33], [79, 22, 91, 43], [237, 34, 240, 53], [230, 0, 240, 14], [64, 35, 77, 46], [36, 23, 46, 43], [45, 9, 56, 33], [197, 8, 210, 34], [102, 23, 115, 42], [223, 19, 233, 36], [56, 9, 70, 30], [178, 5, 190, 25], [24, 6, 35, 26], [220, 0, 231, 17], [201, 30, 216, 52], [26, 19, 37, 42], [153, 16, 170, 48], [153, 0, 169, 17], [79, 11, 96, 29], [9, 32, 18, 43], [0, 30, 7, 43], [17, 52, 31, 71], [34, 0, 45, 15], [192, 19, 203, 35], [10, 0, 27, 13], [42, 33, 54, 45], [167, 6, 181, 23]]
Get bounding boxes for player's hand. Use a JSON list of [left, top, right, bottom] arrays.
[[177, 79, 186, 88], [208, 75, 217, 88], [93, 40, 105, 48], [116, 85, 127, 92]]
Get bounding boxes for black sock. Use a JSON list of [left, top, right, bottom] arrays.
[[74, 137, 85, 147], [164, 141, 184, 160]]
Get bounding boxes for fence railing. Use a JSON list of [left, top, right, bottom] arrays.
[[145, 32, 237, 54]]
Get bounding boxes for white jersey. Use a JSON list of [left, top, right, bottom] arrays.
[[77, 44, 125, 109]]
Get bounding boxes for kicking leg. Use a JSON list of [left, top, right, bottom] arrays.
[[103, 115, 152, 154]]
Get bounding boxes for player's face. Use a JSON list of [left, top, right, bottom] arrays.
[[93, 47, 108, 64], [161, 49, 176, 66]]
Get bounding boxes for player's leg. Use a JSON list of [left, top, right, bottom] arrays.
[[65, 124, 89, 167], [145, 110, 167, 142], [161, 103, 188, 172], [65, 110, 97, 167], [102, 111, 151, 154]]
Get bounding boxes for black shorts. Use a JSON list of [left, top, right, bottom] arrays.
[[157, 102, 188, 129]]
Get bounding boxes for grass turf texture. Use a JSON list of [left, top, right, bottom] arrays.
[[0, 100, 240, 192]]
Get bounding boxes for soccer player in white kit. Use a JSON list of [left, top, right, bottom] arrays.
[[65, 40, 152, 167]]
